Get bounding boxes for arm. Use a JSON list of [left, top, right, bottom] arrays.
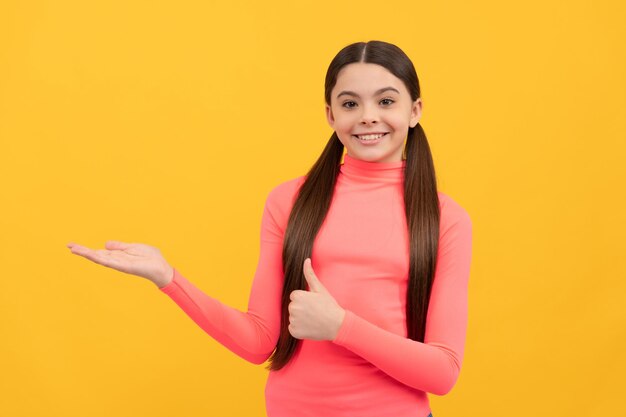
[[331, 202, 473, 395], [158, 183, 296, 364]]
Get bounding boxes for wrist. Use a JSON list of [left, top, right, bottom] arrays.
[[332, 308, 346, 340], [156, 265, 174, 288]]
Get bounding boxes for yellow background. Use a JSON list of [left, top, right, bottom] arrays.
[[1, 0, 624, 415]]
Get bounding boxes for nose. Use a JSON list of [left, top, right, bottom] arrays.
[[360, 103, 379, 125]]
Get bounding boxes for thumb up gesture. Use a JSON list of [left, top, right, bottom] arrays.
[[288, 258, 346, 341]]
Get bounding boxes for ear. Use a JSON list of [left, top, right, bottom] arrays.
[[325, 104, 335, 129], [409, 98, 423, 128]]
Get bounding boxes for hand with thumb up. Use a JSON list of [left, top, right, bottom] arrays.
[[288, 258, 346, 341]]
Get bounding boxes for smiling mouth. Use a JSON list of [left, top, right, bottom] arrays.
[[352, 132, 389, 141]]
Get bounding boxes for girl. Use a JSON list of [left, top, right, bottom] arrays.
[[67, 40, 472, 417]]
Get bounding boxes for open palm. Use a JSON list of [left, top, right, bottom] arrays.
[[66, 240, 174, 288]]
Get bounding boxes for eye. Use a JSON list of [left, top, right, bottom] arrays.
[[380, 98, 395, 106], [342, 101, 357, 108]]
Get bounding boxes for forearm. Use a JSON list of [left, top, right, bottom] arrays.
[[160, 268, 277, 364], [332, 309, 463, 395]]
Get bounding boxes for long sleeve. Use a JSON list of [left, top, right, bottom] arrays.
[[158, 179, 302, 364], [330, 200, 473, 395]]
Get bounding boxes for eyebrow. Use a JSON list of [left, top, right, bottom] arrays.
[[336, 86, 400, 99]]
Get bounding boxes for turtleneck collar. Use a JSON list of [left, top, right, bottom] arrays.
[[339, 153, 405, 183]]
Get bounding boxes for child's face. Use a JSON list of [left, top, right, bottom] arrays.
[[326, 62, 422, 163]]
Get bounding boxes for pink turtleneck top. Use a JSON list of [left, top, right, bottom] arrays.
[[159, 153, 473, 417]]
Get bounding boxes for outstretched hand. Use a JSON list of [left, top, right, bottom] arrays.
[[288, 258, 346, 341], [66, 241, 174, 288]]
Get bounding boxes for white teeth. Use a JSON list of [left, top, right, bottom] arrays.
[[356, 133, 386, 140]]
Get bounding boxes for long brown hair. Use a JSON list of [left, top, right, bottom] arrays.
[[266, 40, 440, 371]]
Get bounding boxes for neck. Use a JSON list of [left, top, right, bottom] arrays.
[[339, 153, 405, 183]]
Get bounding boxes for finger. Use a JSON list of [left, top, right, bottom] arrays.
[[288, 323, 299, 339], [290, 290, 304, 301], [303, 258, 325, 293], [67, 243, 92, 256], [105, 240, 132, 251], [69, 244, 118, 269], [82, 248, 113, 266]]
